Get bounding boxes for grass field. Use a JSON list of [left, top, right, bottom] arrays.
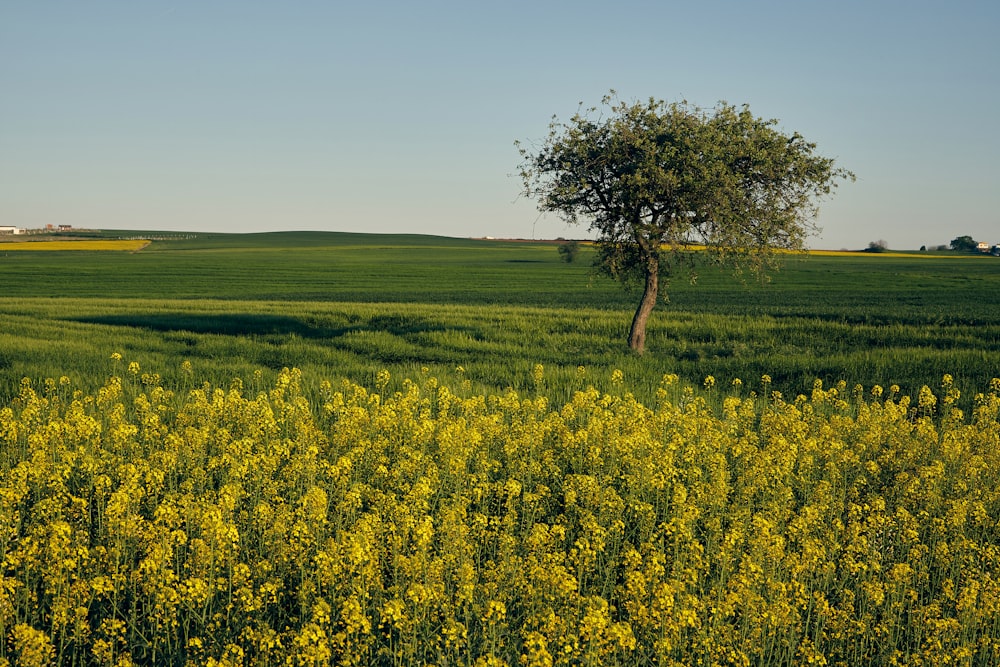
[[1, 230, 998, 406]]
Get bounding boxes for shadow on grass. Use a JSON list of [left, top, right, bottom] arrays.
[[70, 312, 478, 341]]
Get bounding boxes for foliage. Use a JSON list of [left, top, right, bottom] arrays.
[[951, 236, 978, 252], [518, 94, 853, 352], [3, 363, 1000, 665], [865, 240, 888, 253], [557, 240, 580, 263]]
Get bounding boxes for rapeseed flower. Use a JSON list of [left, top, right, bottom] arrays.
[[1, 365, 999, 665]]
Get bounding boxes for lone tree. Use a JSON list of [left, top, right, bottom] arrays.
[[518, 94, 853, 353], [557, 239, 580, 262]]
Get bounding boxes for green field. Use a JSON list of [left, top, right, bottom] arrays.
[[2, 230, 999, 405]]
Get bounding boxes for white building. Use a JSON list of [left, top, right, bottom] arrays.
[[0, 226, 22, 235]]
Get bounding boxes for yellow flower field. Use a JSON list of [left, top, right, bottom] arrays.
[[0, 240, 150, 252], [804, 249, 932, 258], [652, 243, 941, 258], [1, 364, 999, 666]]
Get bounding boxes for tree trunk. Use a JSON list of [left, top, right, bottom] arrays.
[[628, 256, 659, 354]]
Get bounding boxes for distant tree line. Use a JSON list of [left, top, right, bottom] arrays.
[[865, 236, 997, 254]]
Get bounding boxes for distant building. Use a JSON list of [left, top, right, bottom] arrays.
[[977, 241, 990, 252], [0, 226, 20, 235], [58, 224, 73, 231]]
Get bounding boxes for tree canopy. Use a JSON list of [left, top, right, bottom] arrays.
[[518, 94, 853, 353], [950, 236, 978, 252]]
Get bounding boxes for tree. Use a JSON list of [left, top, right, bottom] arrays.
[[866, 239, 888, 253], [518, 94, 853, 353], [557, 240, 580, 262], [950, 235, 978, 252]]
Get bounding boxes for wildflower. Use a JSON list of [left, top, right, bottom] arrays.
[[11, 624, 55, 667], [521, 631, 553, 667], [340, 596, 372, 636], [380, 598, 407, 632], [484, 600, 507, 622], [917, 385, 937, 413]]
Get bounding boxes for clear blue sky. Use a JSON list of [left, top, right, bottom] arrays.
[[3, 1, 998, 249]]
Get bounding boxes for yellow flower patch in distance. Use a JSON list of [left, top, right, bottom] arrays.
[[0, 239, 150, 251]]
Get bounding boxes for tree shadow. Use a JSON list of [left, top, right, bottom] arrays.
[[73, 313, 336, 339], [70, 312, 478, 341]]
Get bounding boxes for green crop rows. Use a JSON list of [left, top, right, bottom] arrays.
[[2, 231, 998, 406]]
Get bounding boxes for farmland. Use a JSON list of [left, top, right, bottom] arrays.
[[1, 231, 998, 406], [2, 231, 1000, 666]]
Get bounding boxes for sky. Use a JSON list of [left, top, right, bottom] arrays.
[[2, 1, 998, 250]]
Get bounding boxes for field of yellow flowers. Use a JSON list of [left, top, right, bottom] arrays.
[[0, 240, 150, 252], [2, 360, 999, 666]]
